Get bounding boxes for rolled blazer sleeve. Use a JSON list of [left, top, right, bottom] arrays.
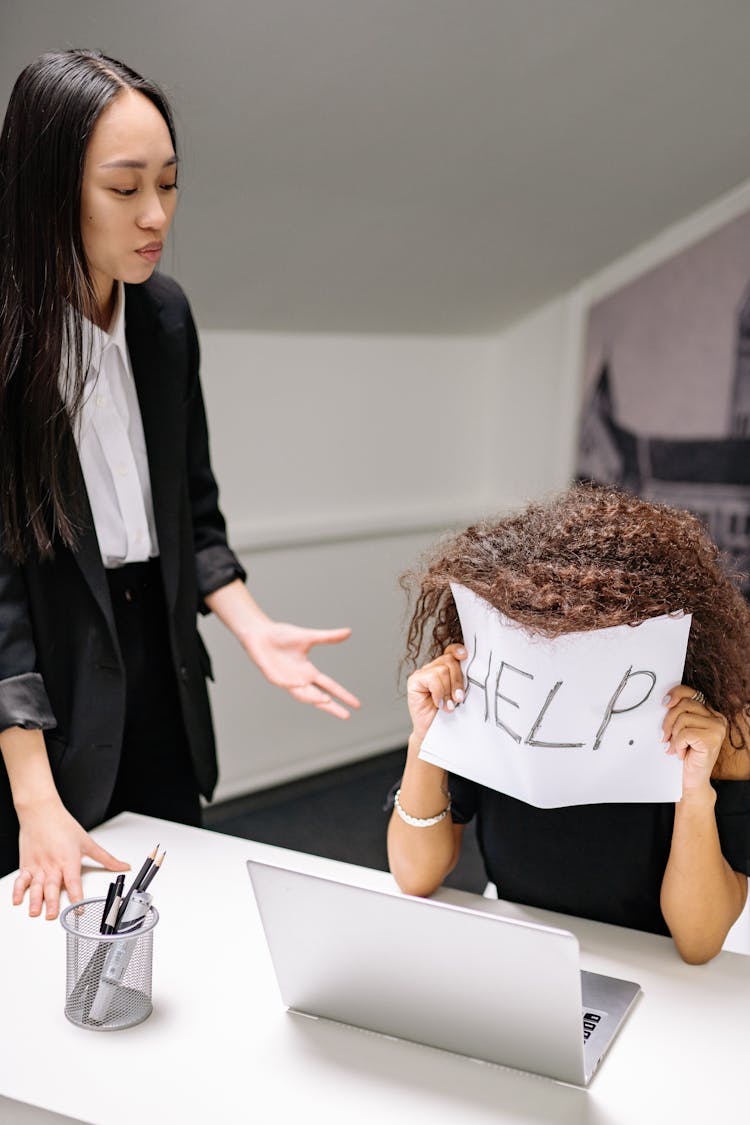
[[0, 550, 56, 733], [183, 306, 247, 610]]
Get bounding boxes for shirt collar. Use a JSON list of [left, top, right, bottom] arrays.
[[59, 282, 129, 413], [88, 281, 128, 375], [108, 281, 128, 358]]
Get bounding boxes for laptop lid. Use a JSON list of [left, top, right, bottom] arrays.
[[247, 856, 640, 1086]]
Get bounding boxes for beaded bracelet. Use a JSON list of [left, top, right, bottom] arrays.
[[393, 787, 451, 828]]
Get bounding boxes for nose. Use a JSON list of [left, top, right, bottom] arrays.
[[137, 190, 168, 231]]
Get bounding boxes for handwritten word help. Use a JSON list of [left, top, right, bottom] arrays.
[[419, 584, 692, 808], [466, 640, 656, 753]]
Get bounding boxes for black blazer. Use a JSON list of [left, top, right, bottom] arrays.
[[0, 275, 245, 829]]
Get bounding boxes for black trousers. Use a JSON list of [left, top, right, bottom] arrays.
[[103, 558, 202, 828], [0, 558, 202, 877]]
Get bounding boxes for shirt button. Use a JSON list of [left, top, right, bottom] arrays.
[[95, 395, 106, 407], [115, 463, 128, 477], [134, 530, 144, 545], [179, 666, 189, 683]]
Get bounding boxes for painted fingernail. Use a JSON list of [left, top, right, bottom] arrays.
[[437, 698, 444, 709], [662, 694, 671, 705], [446, 700, 455, 711], [454, 689, 465, 702], [456, 648, 466, 658]]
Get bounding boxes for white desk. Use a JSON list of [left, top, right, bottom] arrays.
[[0, 813, 748, 1125]]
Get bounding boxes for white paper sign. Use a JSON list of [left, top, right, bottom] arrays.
[[419, 584, 692, 807]]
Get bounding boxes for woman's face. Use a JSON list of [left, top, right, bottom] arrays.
[[80, 89, 178, 314]]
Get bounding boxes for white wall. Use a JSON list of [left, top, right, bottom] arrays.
[[485, 295, 581, 505], [197, 331, 516, 799]]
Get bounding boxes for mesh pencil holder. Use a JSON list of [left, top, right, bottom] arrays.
[[60, 896, 159, 1031]]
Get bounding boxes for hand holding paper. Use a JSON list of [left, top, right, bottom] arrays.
[[662, 685, 728, 794], [406, 643, 468, 741]]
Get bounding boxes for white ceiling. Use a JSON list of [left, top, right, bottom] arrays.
[[2, 1, 750, 333]]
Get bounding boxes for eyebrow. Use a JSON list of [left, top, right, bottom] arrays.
[[99, 155, 178, 169]]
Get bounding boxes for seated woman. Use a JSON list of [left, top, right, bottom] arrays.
[[388, 485, 750, 964]]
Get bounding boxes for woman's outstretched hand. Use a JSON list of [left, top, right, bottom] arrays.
[[662, 685, 728, 794], [14, 797, 129, 920], [243, 621, 361, 720], [204, 579, 360, 719]]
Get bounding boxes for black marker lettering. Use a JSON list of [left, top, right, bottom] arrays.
[[525, 681, 585, 748], [465, 635, 492, 721], [593, 666, 656, 751], [494, 661, 533, 743]]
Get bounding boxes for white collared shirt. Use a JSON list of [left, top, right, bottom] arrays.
[[62, 283, 159, 567]]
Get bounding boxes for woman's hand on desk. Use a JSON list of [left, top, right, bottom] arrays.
[[662, 685, 728, 795], [13, 798, 128, 920]]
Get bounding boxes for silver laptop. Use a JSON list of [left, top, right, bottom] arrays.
[[247, 854, 641, 1087]]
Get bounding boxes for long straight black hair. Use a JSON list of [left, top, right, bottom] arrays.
[[0, 49, 177, 562]]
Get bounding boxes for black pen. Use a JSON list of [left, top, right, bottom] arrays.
[[100, 881, 117, 934], [102, 894, 122, 936], [101, 873, 126, 935]]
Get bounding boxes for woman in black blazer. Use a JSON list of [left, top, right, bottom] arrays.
[[0, 51, 359, 918]]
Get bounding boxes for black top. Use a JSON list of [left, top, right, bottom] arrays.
[[449, 775, 750, 936]]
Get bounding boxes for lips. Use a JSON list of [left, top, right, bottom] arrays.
[[136, 242, 163, 262]]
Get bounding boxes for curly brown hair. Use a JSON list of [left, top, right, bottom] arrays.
[[403, 485, 750, 742]]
